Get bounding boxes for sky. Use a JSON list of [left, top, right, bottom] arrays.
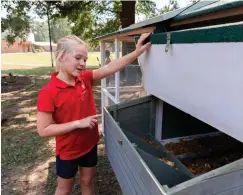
[[154, 0, 191, 9], [136, 0, 191, 22]]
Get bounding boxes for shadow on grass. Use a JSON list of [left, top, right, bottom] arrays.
[[1, 78, 54, 169], [2, 66, 99, 76], [2, 66, 55, 76]]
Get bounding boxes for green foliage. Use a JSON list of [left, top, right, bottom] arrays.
[[32, 21, 49, 42], [2, 0, 180, 49], [32, 18, 72, 43], [1, 11, 31, 44], [136, 0, 158, 19], [159, 0, 179, 14], [51, 18, 72, 43]]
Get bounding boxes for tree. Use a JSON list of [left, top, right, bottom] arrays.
[[159, 0, 179, 14], [50, 18, 72, 43], [136, 0, 158, 20], [31, 18, 71, 43], [1, 0, 158, 49], [1, 9, 31, 44], [1, 1, 58, 66], [32, 21, 48, 42]]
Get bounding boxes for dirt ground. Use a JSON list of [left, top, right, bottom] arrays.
[[1, 75, 32, 93], [1, 75, 126, 195]]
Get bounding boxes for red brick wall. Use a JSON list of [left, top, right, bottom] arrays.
[[1, 40, 57, 53], [1, 40, 23, 53]]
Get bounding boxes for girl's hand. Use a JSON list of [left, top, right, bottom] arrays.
[[135, 33, 152, 56], [77, 114, 101, 129]]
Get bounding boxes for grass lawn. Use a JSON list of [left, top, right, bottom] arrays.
[[1, 66, 56, 76], [1, 52, 101, 70]]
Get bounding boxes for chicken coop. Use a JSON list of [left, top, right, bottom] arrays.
[[98, 1, 243, 195]]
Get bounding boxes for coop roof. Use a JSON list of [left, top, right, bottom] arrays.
[[97, 0, 243, 41]]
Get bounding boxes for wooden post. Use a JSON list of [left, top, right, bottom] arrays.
[[155, 99, 163, 141], [100, 41, 106, 136], [115, 38, 120, 103]]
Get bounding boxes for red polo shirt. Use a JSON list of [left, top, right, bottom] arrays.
[[37, 70, 99, 160]]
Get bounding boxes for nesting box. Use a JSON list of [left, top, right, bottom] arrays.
[[99, 1, 243, 194]]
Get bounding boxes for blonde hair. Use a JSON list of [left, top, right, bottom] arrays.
[[55, 35, 87, 71]]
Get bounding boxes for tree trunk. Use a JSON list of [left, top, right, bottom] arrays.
[[120, 0, 136, 57], [120, 1, 136, 28], [120, 1, 139, 85], [47, 5, 54, 68]]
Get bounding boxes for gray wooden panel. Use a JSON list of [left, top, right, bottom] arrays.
[[104, 109, 167, 195], [117, 101, 151, 136], [123, 130, 193, 178], [109, 131, 149, 195], [105, 135, 138, 195], [105, 136, 132, 195], [105, 110, 151, 195], [105, 116, 150, 195], [218, 186, 243, 195], [168, 169, 243, 195], [137, 148, 191, 188], [106, 131, 148, 195]]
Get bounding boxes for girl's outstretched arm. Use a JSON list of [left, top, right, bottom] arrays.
[[93, 32, 151, 80]]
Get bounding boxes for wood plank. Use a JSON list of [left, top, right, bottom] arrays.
[[168, 169, 243, 195], [218, 186, 243, 195], [155, 99, 163, 141], [99, 26, 156, 41], [106, 85, 143, 93], [115, 38, 120, 103], [150, 98, 156, 136], [100, 41, 106, 136], [171, 6, 243, 27], [102, 88, 117, 104]]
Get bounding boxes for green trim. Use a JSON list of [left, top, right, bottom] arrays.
[[148, 23, 243, 44], [175, 1, 243, 21]]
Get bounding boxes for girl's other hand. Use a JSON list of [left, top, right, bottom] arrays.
[[77, 114, 101, 129]]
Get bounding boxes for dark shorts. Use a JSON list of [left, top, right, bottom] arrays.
[[56, 145, 98, 179]]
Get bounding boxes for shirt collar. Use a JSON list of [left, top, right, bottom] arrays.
[[51, 72, 82, 89]]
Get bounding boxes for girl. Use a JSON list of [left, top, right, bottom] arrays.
[[37, 33, 151, 195], [105, 49, 111, 65]]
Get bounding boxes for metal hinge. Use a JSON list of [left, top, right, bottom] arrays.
[[131, 143, 137, 148], [165, 33, 171, 53]]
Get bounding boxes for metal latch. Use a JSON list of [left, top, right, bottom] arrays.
[[118, 140, 123, 145], [165, 33, 171, 53]]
